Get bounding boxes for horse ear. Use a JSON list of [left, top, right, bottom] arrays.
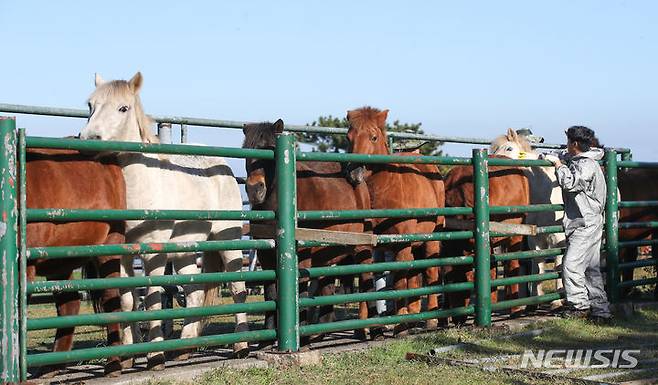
[[376, 109, 389, 128], [273, 119, 284, 134], [506, 128, 515, 141], [129, 72, 143, 93], [95, 73, 106, 87]]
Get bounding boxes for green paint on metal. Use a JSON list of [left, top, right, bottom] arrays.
[[491, 272, 560, 288], [27, 208, 275, 222], [0, 117, 19, 383], [299, 306, 475, 336], [27, 239, 275, 260], [300, 256, 474, 279], [275, 133, 299, 352], [619, 200, 658, 208], [618, 258, 658, 270], [619, 239, 658, 248], [473, 149, 492, 327], [617, 160, 658, 168], [27, 270, 275, 294], [491, 292, 564, 311], [297, 150, 473, 166], [489, 204, 563, 214], [618, 221, 658, 229], [494, 248, 563, 262], [618, 277, 658, 288], [26, 136, 273, 160], [28, 301, 276, 330], [299, 282, 473, 308], [298, 207, 473, 220], [605, 149, 620, 303], [26, 329, 276, 367], [17, 128, 27, 381]]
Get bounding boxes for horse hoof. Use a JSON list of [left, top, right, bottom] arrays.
[[104, 360, 122, 377], [171, 351, 191, 362], [147, 354, 166, 371], [232, 342, 250, 359], [550, 300, 564, 311], [37, 367, 61, 379], [425, 319, 439, 330], [393, 324, 409, 337], [257, 340, 275, 351], [120, 357, 134, 370], [354, 329, 367, 341], [452, 315, 468, 326], [370, 327, 386, 341]]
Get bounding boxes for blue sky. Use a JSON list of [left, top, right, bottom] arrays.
[[1, 1, 657, 170]]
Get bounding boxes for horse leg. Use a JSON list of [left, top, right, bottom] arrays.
[[505, 236, 523, 317], [143, 253, 167, 371], [424, 241, 441, 330], [39, 273, 80, 378], [619, 246, 637, 299], [119, 255, 140, 369], [221, 249, 250, 358], [168, 253, 203, 362], [393, 245, 413, 336], [256, 249, 277, 350], [354, 245, 379, 340], [96, 253, 123, 377]]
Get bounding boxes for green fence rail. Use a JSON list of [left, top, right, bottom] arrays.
[[0, 108, 656, 382]]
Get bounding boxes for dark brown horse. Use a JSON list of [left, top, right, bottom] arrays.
[[618, 168, 658, 298], [243, 120, 376, 344], [442, 155, 529, 322], [344, 107, 444, 335], [26, 148, 125, 377]]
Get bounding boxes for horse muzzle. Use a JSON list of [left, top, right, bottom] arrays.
[[246, 181, 267, 205], [344, 163, 366, 186]]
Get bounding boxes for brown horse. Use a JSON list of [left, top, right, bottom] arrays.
[[344, 107, 444, 334], [618, 168, 658, 298], [442, 154, 529, 322], [26, 148, 125, 377], [243, 120, 376, 344]]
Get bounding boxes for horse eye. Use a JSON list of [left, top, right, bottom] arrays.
[[371, 135, 378, 142], [118, 105, 129, 113], [506, 146, 513, 151]]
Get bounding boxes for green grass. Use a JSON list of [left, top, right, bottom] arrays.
[[137, 308, 658, 385]]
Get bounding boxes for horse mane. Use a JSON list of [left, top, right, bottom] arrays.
[[90, 80, 158, 144], [490, 129, 533, 153], [242, 122, 276, 149]]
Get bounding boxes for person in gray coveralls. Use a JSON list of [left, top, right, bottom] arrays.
[[543, 126, 613, 323]]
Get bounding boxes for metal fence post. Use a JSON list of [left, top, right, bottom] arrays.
[[604, 149, 620, 303], [473, 148, 492, 327], [158, 122, 172, 144], [0, 117, 20, 382], [275, 132, 299, 351]]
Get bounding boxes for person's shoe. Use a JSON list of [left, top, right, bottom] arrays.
[[559, 305, 590, 320], [588, 314, 613, 325]]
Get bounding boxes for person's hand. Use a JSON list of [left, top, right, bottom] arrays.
[[540, 153, 562, 167]]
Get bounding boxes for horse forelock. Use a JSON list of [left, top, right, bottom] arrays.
[[242, 122, 276, 149], [348, 106, 387, 133]]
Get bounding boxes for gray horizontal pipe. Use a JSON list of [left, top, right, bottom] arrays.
[[2, 102, 629, 152]]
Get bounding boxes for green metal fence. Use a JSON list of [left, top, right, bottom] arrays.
[[0, 105, 656, 382]]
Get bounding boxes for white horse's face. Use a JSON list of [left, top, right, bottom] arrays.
[[80, 73, 143, 142], [492, 140, 526, 159]]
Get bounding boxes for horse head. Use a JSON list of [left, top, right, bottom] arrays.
[[242, 119, 283, 205], [490, 128, 537, 160], [344, 106, 390, 185], [80, 72, 157, 144]]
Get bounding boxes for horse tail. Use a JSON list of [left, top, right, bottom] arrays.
[[83, 260, 104, 314]]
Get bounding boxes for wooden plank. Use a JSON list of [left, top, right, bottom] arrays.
[[295, 228, 377, 246], [244, 224, 377, 246], [445, 218, 536, 236]]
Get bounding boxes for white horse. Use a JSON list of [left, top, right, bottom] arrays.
[[80, 72, 249, 370], [490, 129, 565, 309]]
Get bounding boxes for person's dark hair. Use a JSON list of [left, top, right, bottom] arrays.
[[565, 126, 602, 152]]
